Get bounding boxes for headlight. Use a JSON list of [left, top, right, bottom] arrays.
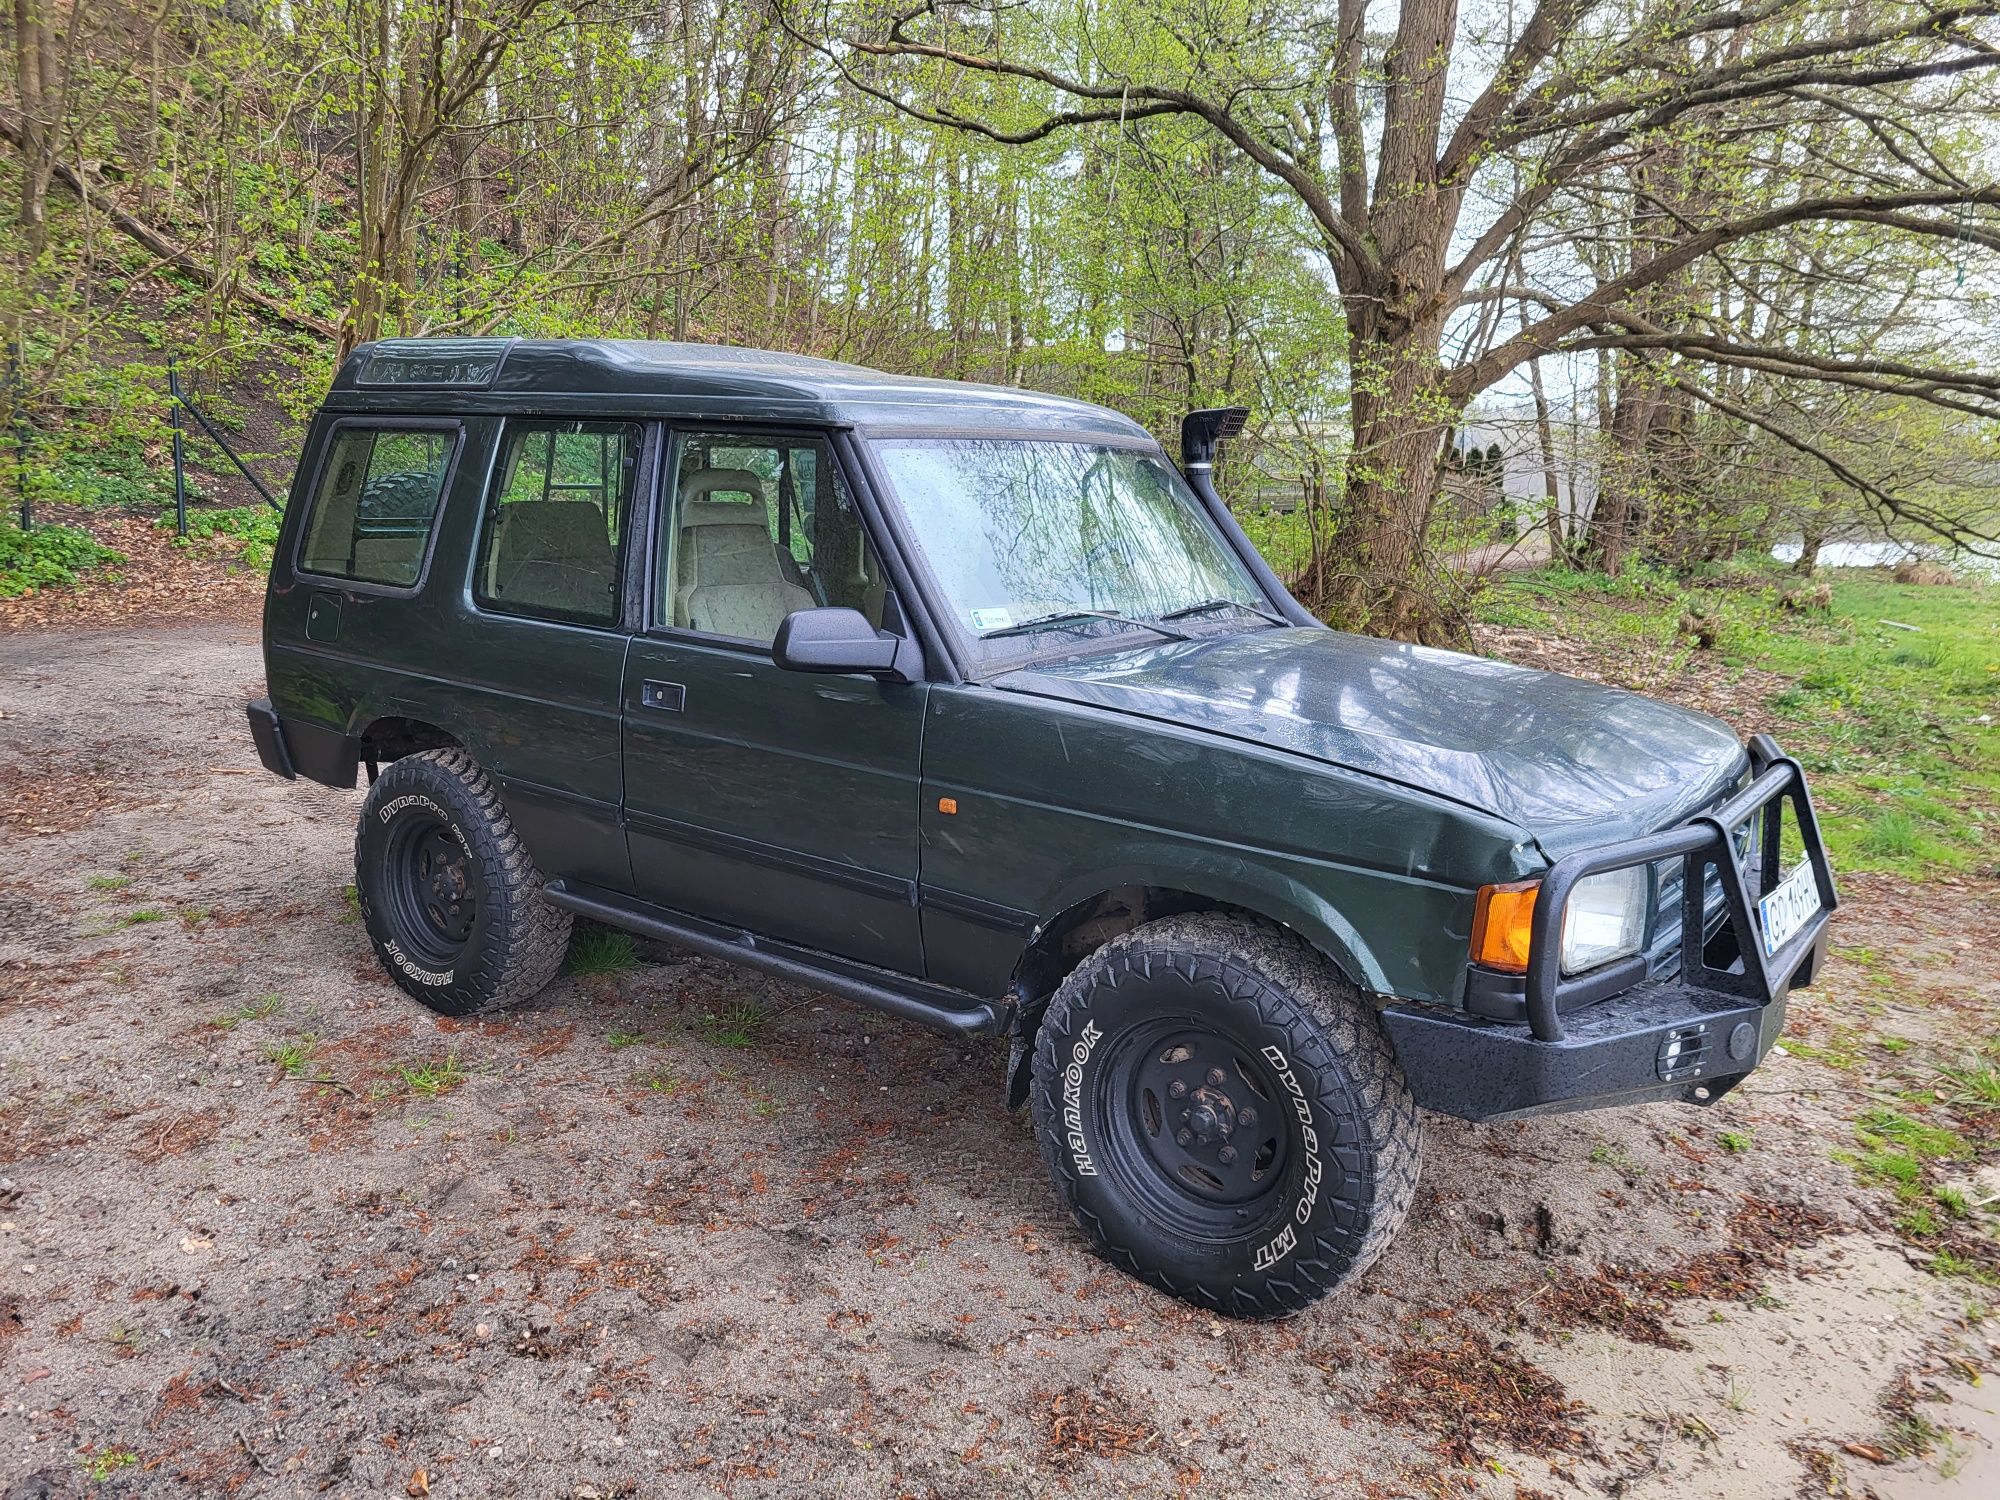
[[1561, 867, 1649, 974]]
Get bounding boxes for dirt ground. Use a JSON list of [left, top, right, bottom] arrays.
[[2, 613, 1996, 1499]]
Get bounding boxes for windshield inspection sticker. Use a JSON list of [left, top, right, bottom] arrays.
[[968, 607, 1013, 632]]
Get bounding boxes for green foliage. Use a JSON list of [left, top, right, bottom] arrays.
[[264, 1034, 320, 1078], [698, 999, 769, 1049], [394, 1055, 467, 1097], [0, 519, 124, 597], [37, 447, 178, 509], [166, 505, 283, 569], [566, 925, 639, 977]]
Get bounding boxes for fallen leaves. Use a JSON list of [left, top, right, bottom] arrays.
[[1038, 1386, 1158, 1464], [1535, 1196, 1836, 1349], [1363, 1329, 1592, 1470], [0, 508, 262, 633]]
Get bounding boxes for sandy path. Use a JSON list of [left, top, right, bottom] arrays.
[[0, 620, 1992, 1498]]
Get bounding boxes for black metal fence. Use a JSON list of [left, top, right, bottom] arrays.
[[165, 360, 295, 536], [6, 340, 27, 531]]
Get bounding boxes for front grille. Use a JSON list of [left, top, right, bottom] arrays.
[[1645, 781, 1756, 980]]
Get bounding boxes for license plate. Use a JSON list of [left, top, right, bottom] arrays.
[[1757, 862, 1823, 956]]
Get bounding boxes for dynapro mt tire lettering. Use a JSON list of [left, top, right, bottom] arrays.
[[1029, 913, 1422, 1319], [354, 749, 571, 1016]]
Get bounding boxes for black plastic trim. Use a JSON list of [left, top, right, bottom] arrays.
[[1176, 451, 1323, 631], [919, 887, 1040, 936], [245, 698, 295, 780], [282, 716, 363, 789], [545, 881, 1007, 1036]]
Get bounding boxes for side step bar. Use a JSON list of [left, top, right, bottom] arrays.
[[543, 881, 1010, 1038]]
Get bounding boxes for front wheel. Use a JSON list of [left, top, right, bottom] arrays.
[[354, 748, 572, 1015], [1029, 913, 1421, 1318]]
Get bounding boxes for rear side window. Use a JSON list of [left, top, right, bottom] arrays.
[[297, 425, 456, 588], [475, 419, 639, 627]]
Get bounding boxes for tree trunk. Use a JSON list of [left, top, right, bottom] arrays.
[[13, 0, 58, 260], [1527, 356, 1565, 558], [1793, 526, 1824, 576], [1307, 309, 1461, 644]]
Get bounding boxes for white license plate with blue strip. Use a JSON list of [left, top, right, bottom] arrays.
[[1757, 862, 1823, 957]]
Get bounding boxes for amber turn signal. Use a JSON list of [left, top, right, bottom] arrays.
[[1470, 880, 1540, 973], [937, 796, 958, 815]]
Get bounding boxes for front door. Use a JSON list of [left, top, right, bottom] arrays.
[[620, 427, 925, 973]]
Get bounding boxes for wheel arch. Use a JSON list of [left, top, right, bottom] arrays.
[[1001, 871, 1390, 1108], [353, 713, 466, 773]]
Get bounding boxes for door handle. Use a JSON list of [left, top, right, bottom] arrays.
[[640, 680, 686, 713]]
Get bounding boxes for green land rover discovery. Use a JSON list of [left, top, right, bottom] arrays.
[[248, 338, 1837, 1317]]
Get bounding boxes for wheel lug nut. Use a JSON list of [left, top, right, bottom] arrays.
[[1218, 1146, 1238, 1165], [1206, 1068, 1226, 1087], [1238, 1108, 1256, 1127], [1168, 1080, 1187, 1098], [1175, 1129, 1193, 1146]]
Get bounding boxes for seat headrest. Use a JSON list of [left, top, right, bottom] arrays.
[[681, 469, 770, 528]]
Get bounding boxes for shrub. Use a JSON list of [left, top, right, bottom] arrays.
[[0, 520, 124, 597]]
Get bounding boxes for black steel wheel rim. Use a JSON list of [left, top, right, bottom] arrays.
[[1093, 1016, 1294, 1239], [382, 811, 478, 966]]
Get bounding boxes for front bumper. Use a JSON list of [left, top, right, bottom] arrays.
[[1388, 734, 1838, 1122]]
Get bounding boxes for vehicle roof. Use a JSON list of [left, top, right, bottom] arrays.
[[328, 338, 1157, 443]]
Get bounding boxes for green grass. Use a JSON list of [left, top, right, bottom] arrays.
[[1941, 1060, 2000, 1109], [1475, 566, 1999, 879], [565, 924, 639, 977], [263, 1034, 318, 1078], [637, 1067, 681, 1094], [211, 993, 283, 1030], [394, 1055, 467, 1097], [85, 873, 132, 892], [1718, 1129, 1752, 1154], [605, 1026, 646, 1049], [115, 907, 166, 927], [698, 999, 769, 1049]]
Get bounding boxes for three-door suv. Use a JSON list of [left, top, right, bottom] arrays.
[[248, 338, 1836, 1317]]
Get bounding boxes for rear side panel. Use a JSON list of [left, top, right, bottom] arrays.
[[262, 410, 631, 891]]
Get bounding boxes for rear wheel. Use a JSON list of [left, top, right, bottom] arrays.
[[1029, 913, 1421, 1318], [354, 748, 571, 1015]]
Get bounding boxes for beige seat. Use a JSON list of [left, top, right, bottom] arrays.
[[487, 500, 617, 618], [674, 469, 814, 639]]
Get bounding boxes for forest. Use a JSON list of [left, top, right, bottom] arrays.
[[4, 0, 2000, 631]]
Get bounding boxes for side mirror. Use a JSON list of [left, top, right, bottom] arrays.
[[772, 607, 919, 682]]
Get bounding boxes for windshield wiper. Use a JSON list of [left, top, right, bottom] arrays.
[[981, 609, 1189, 642], [1159, 597, 1287, 627]]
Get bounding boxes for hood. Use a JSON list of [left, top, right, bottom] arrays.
[[992, 628, 1748, 856]]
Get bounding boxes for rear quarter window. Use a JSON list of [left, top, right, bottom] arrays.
[[297, 424, 458, 588]]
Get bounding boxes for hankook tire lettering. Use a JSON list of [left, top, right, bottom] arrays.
[[1063, 1021, 1104, 1176]]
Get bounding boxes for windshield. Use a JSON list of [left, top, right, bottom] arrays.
[[872, 438, 1270, 659]]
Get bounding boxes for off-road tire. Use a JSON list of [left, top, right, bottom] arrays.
[[354, 748, 572, 1016], [1029, 912, 1421, 1318]]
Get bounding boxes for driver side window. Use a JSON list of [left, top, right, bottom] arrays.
[[658, 432, 889, 644]]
